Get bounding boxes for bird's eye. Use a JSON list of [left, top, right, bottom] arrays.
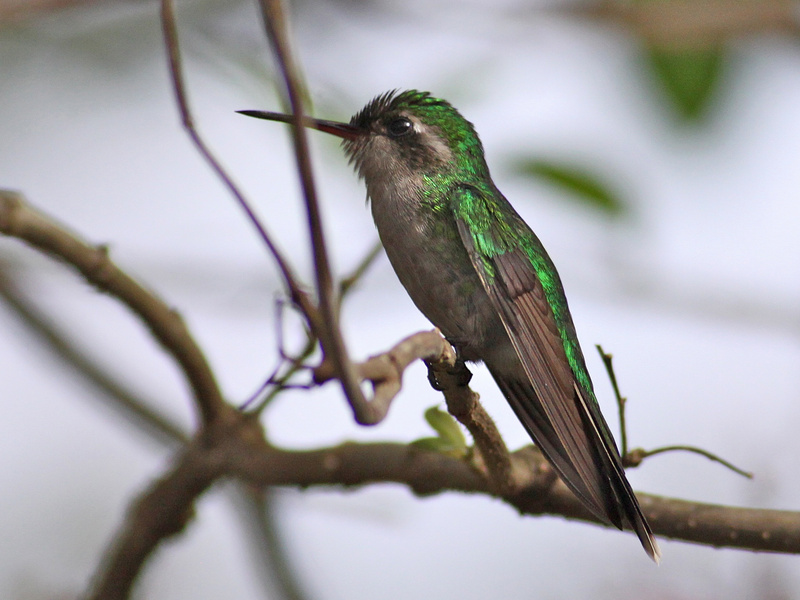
[[387, 117, 413, 137]]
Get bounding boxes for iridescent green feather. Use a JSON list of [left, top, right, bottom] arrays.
[[452, 185, 597, 402]]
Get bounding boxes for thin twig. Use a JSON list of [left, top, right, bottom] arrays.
[[240, 297, 318, 412], [596, 344, 628, 456], [627, 445, 753, 478], [248, 333, 317, 414], [257, 0, 370, 422], [596, 343, 752, 477], [244, 240, 383, 412], [256, 0, 332, 300], [160, 0, 318, 329]]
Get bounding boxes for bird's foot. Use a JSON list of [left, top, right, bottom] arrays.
[[424, 357, 472, 391]]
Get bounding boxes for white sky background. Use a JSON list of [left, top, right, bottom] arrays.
[[1, 0, 800, 598]]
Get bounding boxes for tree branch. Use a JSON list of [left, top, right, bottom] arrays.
[[85, 415, 266, 600], [314, 329, 452, 424], [89, 411, 800, 594], [227, 439, 800, 555], [0, 190, 226, 425]]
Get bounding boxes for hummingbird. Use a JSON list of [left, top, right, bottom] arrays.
[[239, 90, 660, 562]]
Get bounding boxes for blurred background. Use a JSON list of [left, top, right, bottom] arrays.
[[1, 0, 800, 598]]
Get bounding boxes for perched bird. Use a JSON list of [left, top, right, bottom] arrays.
[[239, 90, 660, 561]]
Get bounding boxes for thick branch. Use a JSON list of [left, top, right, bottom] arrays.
[[132, 420, 800, 557], [85, 450, 218, 600], [85, 416, 264, 600], [83, 406, 800, 599], [230, 440, 800, 555]]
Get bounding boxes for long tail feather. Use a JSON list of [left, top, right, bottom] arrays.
[[489, 367, 661, 563]]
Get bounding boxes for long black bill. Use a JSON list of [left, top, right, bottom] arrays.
[[237, 110, 360, 140]]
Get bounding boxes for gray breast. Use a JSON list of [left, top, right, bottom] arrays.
[[368, 182, 504, 362]]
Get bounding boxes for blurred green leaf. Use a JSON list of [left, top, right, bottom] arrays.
[[515, 159, 626, 217], [424, 406, 466, 448], [646, 46, 725, 121], [410, 406, 467, 457]]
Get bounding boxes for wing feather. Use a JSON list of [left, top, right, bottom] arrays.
[[453, 186, 660, 561]]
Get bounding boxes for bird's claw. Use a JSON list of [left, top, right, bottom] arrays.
[[425, 358, 472, 391]]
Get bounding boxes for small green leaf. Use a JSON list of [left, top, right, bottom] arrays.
[[515, 159, 626, 217], [410, 406, 467, 457], [424, 406, 466, 449], [646, 45, 725, 121]]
